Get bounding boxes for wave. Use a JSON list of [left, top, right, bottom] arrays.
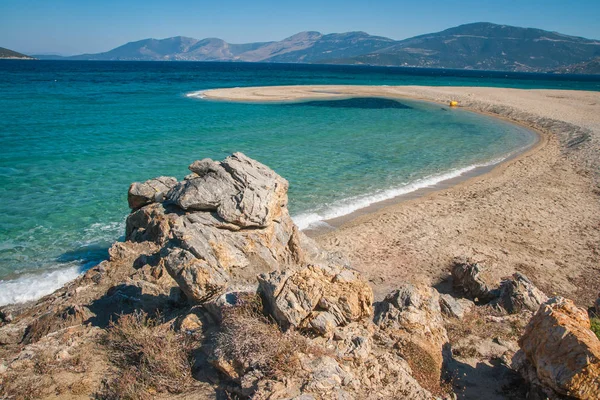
[[292, 157, 506, 230], [0, 263, 87, 306], [185, 90, 207, 99]]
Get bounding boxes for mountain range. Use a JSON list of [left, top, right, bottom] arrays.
[[28, 23, 600, 73]]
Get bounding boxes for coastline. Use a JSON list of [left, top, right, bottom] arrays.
[[202, 85, 600, 304]]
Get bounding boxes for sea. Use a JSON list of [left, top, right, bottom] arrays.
[[1, 60, 599, 306]]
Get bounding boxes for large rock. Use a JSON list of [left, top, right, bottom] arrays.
[[128, 176, 177, 211], [258, 264, 373, 336], [374, 284, 448, 382], [451, 257, 497, 302], [495, 272, 548, 313], [518, 297, 600, 399], [167, 153, 289, 228], [124, 153, 326, 303]]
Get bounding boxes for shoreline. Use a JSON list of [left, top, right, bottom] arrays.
[[305, 129, 543, 237], [199, 86, 544, 235], [202, 85, 600, 304]]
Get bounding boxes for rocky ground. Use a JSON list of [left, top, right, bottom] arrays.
[[0, 150, 598, 399]]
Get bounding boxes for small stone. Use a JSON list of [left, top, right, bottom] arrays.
[[439, 293, 473, 319], [177, 313, 203, 333]]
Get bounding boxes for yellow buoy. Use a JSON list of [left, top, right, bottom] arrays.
[[449, 100, 458, 107]]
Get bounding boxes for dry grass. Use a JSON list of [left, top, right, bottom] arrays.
[[396, 340, 447, 396], [97, 311, 195, 400], [213, 294, 326, 380], [446, 305, 528, 344], [0, 348, 90, 400]]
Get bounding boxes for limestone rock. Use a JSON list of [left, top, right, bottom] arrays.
[[331, 323, 373, 361], [374, 284, 448, 382], [125, 202, 179, 245], [258, 264, 373, 335], [518, 297, 600, 399], [496, 273, 548, 313], [451, 258, 497, 302], [162, 248, 229, 303], [168, 159, 236, 212], [123, 153, 324, 304], [167, 152, 289, 228], [300, 355, 357, 392], [203, 290, 257, 322], [439, 293, 474, 319], [355, 353, 433, 399], [128, 176, 177, 211]]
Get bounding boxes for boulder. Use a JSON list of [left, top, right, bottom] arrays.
[[595, 293, 600, 315], [128, 176, 177, 211], [439, 293, 474, 319], [451, 257, 497, 302], [374, 284, 448, 382], [258, 264, 373, 336], [496, 272, 548, 313], [518, 297, 600, 399], [123, 153, 325, 304], [167, 152, 289, 228]]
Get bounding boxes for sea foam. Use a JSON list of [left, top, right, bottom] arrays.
[[185, 90, 207, 99], [292, 157, 505, 230], [0, 264, 86, 306]]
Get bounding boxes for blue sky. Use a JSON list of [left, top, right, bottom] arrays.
[[2, 0, 600, 55]]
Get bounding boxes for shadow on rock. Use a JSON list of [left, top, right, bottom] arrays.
[[86, 283, 183, 328]]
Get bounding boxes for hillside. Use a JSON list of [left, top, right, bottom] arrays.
[[0, 47, 34, 59], [35, 23, 600, 72], [552, 57, 600, 74], [334, 23, 600, 72]]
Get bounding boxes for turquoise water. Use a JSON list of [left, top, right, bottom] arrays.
[[1, 61, 597, 305]]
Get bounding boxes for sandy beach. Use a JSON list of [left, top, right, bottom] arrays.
[[203, 85, 600, 304]]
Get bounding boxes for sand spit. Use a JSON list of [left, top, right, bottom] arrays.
[[203, 86, 600, 304]]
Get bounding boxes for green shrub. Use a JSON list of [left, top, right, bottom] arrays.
[[591, 317, 600, 340]]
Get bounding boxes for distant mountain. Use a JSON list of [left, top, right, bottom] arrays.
[[551, 57, 600, 74], [36, 23, 600, 73], [52, 31, 394, 63], [0, 47, 35, 59], [332, 23, 600, 72]]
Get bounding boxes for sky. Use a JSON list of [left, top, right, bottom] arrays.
[[2, 0, 600, 55]]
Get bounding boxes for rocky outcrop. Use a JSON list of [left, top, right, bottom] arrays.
[[258, 264, 373, 336], [451, 258, 497, 302], [167, 154, 288, 227], [451, 258, 547, 315], [517, 297, 600, 399], [374, 284, 449, 383], [0, 152, 446, 400], [124, 152, 327, 303], [128, 176, 177, 211], [496, 272, 548, 313]]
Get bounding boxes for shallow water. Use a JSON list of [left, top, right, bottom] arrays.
[[1, 60, 596, 305]]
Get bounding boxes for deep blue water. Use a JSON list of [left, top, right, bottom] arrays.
[[0, 60, 597, 305]]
